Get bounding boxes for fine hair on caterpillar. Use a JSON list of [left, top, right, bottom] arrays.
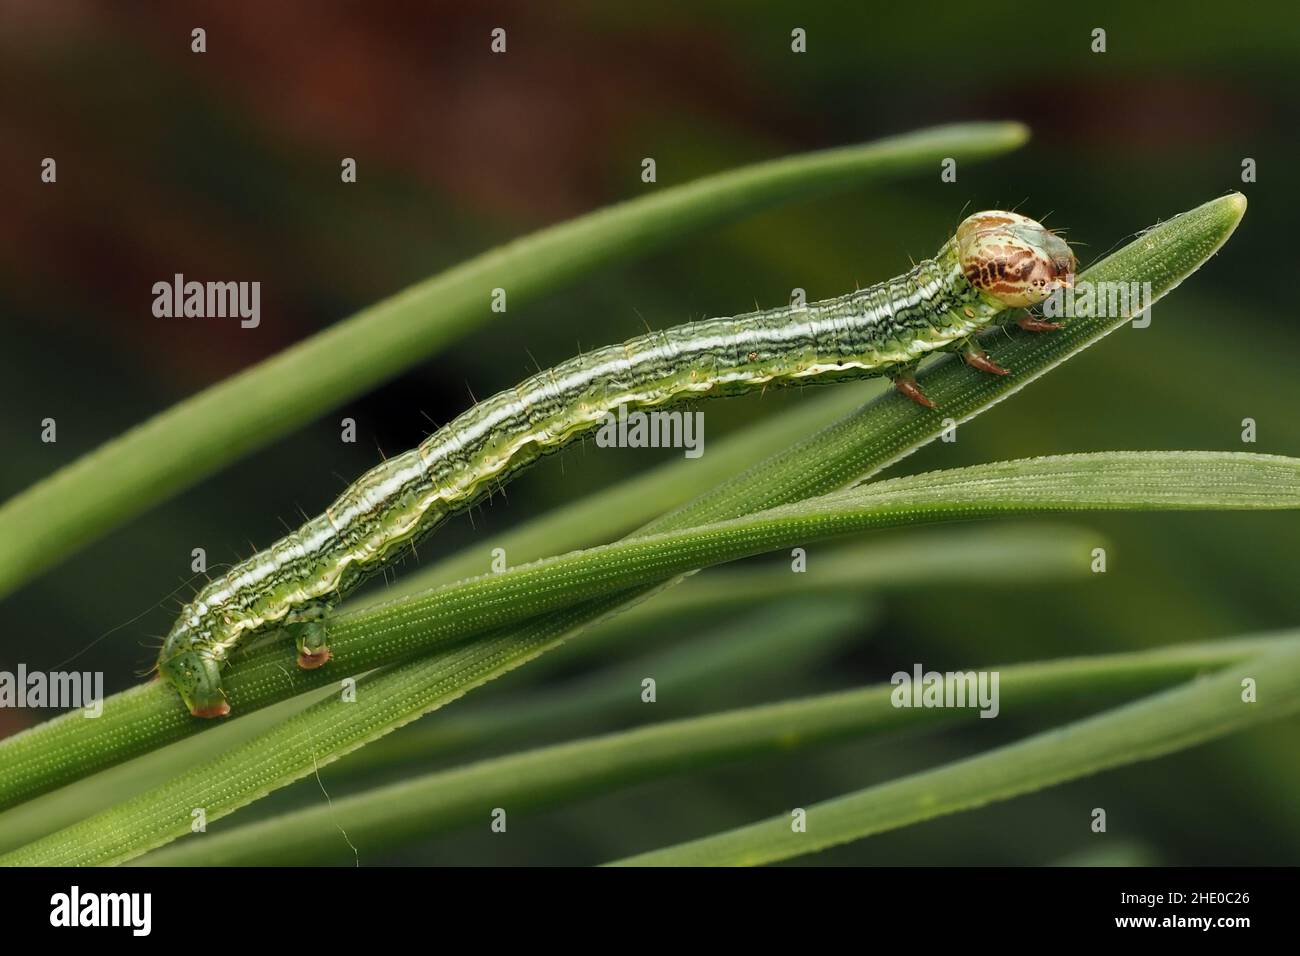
[[157, 209, 1076, 717]]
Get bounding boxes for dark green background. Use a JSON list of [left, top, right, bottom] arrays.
[[2, 3, 1297, 864]]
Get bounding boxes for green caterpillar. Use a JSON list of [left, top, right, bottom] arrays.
[[158, 210, 1076, 717]]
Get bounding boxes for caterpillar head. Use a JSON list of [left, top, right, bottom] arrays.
[[956, 211, 1076, 309]]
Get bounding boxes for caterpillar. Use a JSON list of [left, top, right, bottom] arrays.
[[158, 210, 1075, 717]]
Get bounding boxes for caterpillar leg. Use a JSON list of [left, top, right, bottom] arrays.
[[1016, 314, 1062, 333], [961, 345, 1009, 376], [287, 618, 332, 669], [891, 371, 936, 409], [159, 650, 230, 718]]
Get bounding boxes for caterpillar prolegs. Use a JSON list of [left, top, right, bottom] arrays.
[[158, 211, 1076, 716]]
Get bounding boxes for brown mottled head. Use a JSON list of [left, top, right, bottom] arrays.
[[956, 211, 1076, 309]]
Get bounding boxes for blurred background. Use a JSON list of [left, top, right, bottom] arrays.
[[2, 2, 1298, 864]]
